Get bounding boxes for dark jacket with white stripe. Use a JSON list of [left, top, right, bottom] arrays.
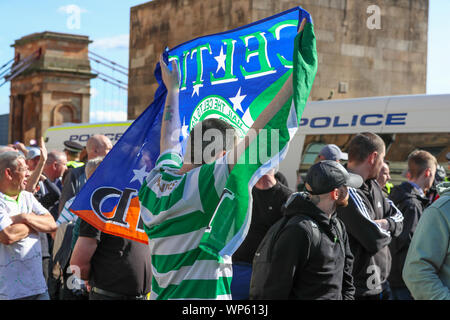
[[336, 176, 404, 297], [388, 182, 429, 288]]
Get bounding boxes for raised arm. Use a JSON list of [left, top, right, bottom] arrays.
[[159, 55, 181, 154], [227, 18, 306, 171], [25, 137, 48, 193]]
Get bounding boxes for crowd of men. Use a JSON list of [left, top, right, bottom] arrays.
[[1, 26, 450, 300], [0, 129, 449, 301]]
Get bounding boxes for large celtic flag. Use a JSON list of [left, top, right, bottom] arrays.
[[69, 7, 317, 245], [199, 11, 317, 257]]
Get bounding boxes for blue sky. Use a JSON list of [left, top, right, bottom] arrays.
[[0, 0, 143, 122], [427, 0, 450, 94], [0, 0, 449, 122]]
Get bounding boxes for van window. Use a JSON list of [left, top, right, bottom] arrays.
[[418, 146, 446, 158], [296, 133, 450, 188], [301, 142, 325, 164]]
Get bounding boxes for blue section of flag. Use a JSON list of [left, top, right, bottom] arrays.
[[70, 7, 308, 238], [170, 7, 303, 143]]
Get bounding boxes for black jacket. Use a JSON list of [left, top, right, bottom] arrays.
[[36, 178, 62, 220], [256, 193, 355, 300], [336, 177, 404, 297], [233, 181, 292, 264], [388, 182, 429, 288], [35, 178, 63, 258], [58, 165, 86, 214]]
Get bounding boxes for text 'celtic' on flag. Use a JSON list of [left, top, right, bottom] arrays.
[[69, 6, 317, 245]]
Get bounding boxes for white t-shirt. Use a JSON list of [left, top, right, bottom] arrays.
[[0, 191, 49, 300]]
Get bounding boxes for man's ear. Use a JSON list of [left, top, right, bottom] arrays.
[[4, 168, 13, 180], [330, 188, 339, 201], [424, 168, 431, 178], [405, 170, 412, 180], [368, 151, 378, 165]]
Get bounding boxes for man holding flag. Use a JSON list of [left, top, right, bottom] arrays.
[[138, 10, 317, 300]]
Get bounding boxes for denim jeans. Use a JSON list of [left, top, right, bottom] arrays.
[[231, 262, 253, 300], [89, 288, 148, 300], [16, 291, 50, 300], [391, 286, 413, 300], [356, 282, 392, 300]]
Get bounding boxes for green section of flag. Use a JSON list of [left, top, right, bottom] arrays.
[[292, 23, 317, 123], [246, 69, 293, 122], [198, 22, 318, 257]]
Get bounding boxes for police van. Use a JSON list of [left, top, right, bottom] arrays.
[[278, 93, 450, 189], [44, 121, 133, 151], [44, 94, 449, 189]]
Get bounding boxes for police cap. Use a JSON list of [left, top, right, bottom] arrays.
[[64, 140, 84, 153]]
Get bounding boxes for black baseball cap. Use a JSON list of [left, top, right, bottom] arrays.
[[64, 140, 84, 153], [306, 160, 363, 195]]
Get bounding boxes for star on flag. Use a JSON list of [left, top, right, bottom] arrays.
[[130, 165, 148, 185], [229, 87, 246, 113], [214, 46, 227, 73], [192, 83, 203, 97]]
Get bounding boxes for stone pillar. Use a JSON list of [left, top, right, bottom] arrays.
[[9, 31, 96, 144]]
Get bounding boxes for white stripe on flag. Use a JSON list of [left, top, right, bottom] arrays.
[[149, 228, 205, 255]]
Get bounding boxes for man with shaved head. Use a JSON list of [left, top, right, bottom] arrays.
[[336, 133, 404, 300], [53, 134, 112, 300], [85, 135, 113, 160], [59, 135, 112, 214]]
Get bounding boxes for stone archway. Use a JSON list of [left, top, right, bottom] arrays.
[[52, 103, 78, 126]]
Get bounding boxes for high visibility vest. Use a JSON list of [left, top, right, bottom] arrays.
[[385, 182, 394, 194], [67, 161, 84, 169]]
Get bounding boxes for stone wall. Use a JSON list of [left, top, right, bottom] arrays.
[[128, 0, 254, 119], [128, 0, 428, 118]]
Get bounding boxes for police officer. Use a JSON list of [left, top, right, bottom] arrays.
[[63, 141, 84, 169]]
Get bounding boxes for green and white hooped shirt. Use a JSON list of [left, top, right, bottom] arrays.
[[138, 150, 232, 300]]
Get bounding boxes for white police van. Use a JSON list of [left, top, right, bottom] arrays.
[[44, 94, 449, 189], [278, 94, 450, 189], [44, 121, 133, 151]]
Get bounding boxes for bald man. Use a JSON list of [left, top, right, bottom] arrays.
[[52, 135, 112, 300], [58, 135, 112, 214], [85, 135, 113, 160]]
